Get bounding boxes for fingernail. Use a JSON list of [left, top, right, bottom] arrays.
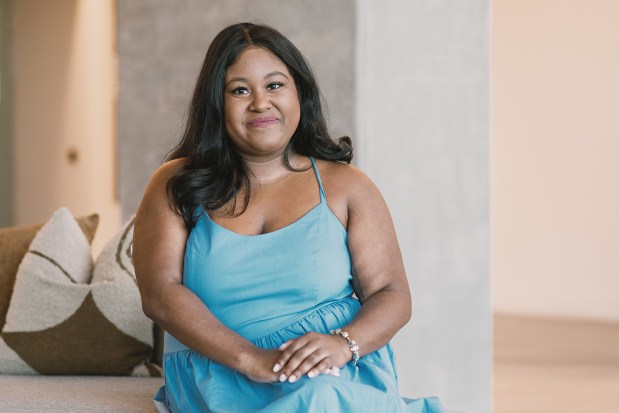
[[288, 374, 297, 383], [273, 363, 281, 373], [308, 371, 317, 378], [279, 374, 287, 382]]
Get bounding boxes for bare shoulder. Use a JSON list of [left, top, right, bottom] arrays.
[[140, 158, 187, 202], [314, 159, 385, 228], [136, 157, 189, 227], [316, 159, 382, 203], [149, 157, 188, 188]]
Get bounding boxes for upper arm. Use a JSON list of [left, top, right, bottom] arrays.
[[133, 159, 188, 312], [343, 167, 410, 303]]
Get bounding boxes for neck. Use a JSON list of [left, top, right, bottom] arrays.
[[242, 152, 308, 182]]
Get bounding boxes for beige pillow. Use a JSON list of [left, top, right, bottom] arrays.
[[0, 213, 99, 330], [0, 208, 158, 376]]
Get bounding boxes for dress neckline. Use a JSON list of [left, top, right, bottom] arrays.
[[203, 202, 324, 238], [201, 156, 328, 238]]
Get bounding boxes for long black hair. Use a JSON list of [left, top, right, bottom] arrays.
[[166, 22, 352, 229]]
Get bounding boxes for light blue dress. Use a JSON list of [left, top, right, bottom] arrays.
[[155, 158, 444, 413]]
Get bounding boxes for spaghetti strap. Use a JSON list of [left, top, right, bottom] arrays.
[[309, 156, 326, 203]]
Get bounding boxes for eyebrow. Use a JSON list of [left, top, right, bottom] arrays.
[[225, 71, 290, 86]]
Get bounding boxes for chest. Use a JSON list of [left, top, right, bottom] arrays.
[[209, 169, 322, 236]]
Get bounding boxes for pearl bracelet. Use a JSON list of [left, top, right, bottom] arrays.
[[329, 328, 360, 367]]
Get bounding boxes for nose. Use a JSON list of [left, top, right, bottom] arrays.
[[248, 90, 271, 112]]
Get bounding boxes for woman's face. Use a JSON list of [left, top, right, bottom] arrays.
[[224, 47, 301, 160]]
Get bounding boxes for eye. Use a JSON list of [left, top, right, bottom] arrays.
[[231, 86, 249, 96], [267, 82, 284, 91]]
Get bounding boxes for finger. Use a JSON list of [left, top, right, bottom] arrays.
[[278, 340, 292, 351], [273, 338, 301, 374], [281, 343, 321, 382], [283, 347, 317, 382], [307, 359, 332, 378], [272, 343, 290, 373], [274, 335, 313, 376], [288, 350, 327, 382]]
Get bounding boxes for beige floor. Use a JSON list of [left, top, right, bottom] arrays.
[[494, 314, 619, 413]]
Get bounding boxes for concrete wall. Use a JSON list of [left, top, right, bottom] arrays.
[[492, 0, 619, 321], [10, 0, 120, 255], [357, 1, 490, 412], [117, 0, 356, 219]]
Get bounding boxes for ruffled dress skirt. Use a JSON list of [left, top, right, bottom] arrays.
[[155, 297, 444, 413]]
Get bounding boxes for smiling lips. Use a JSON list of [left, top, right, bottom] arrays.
[[247, 116, 279, 128]]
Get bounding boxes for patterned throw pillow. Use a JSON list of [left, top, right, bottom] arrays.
[[0, 213, 99, 331], [0, 208, 159, 376]]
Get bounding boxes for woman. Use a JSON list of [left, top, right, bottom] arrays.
[[134, 22, 444, 412]]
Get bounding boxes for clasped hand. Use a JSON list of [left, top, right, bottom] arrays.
[[244, 332, 352, 383]]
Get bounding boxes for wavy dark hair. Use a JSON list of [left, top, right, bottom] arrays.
[[166, 22, 353, 229]]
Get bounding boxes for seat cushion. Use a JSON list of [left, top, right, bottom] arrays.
[[0, 375, 163, 413]]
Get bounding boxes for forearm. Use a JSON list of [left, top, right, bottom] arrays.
[[341, 285, 412, 358], [142, 281, 257, 372]]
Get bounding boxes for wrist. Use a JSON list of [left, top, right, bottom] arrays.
[[329, 328, 360, 367], [338, 337, 353, 363], [234, 342, 259, 375]]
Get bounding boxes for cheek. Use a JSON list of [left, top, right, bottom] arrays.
[[224, 102, 242, 133], [286, 96, 301, 127]]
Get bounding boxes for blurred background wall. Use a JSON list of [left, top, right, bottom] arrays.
[[492, 0, 619, 322], [1, 1, 491, 412], [3, 0, 119, 255]]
